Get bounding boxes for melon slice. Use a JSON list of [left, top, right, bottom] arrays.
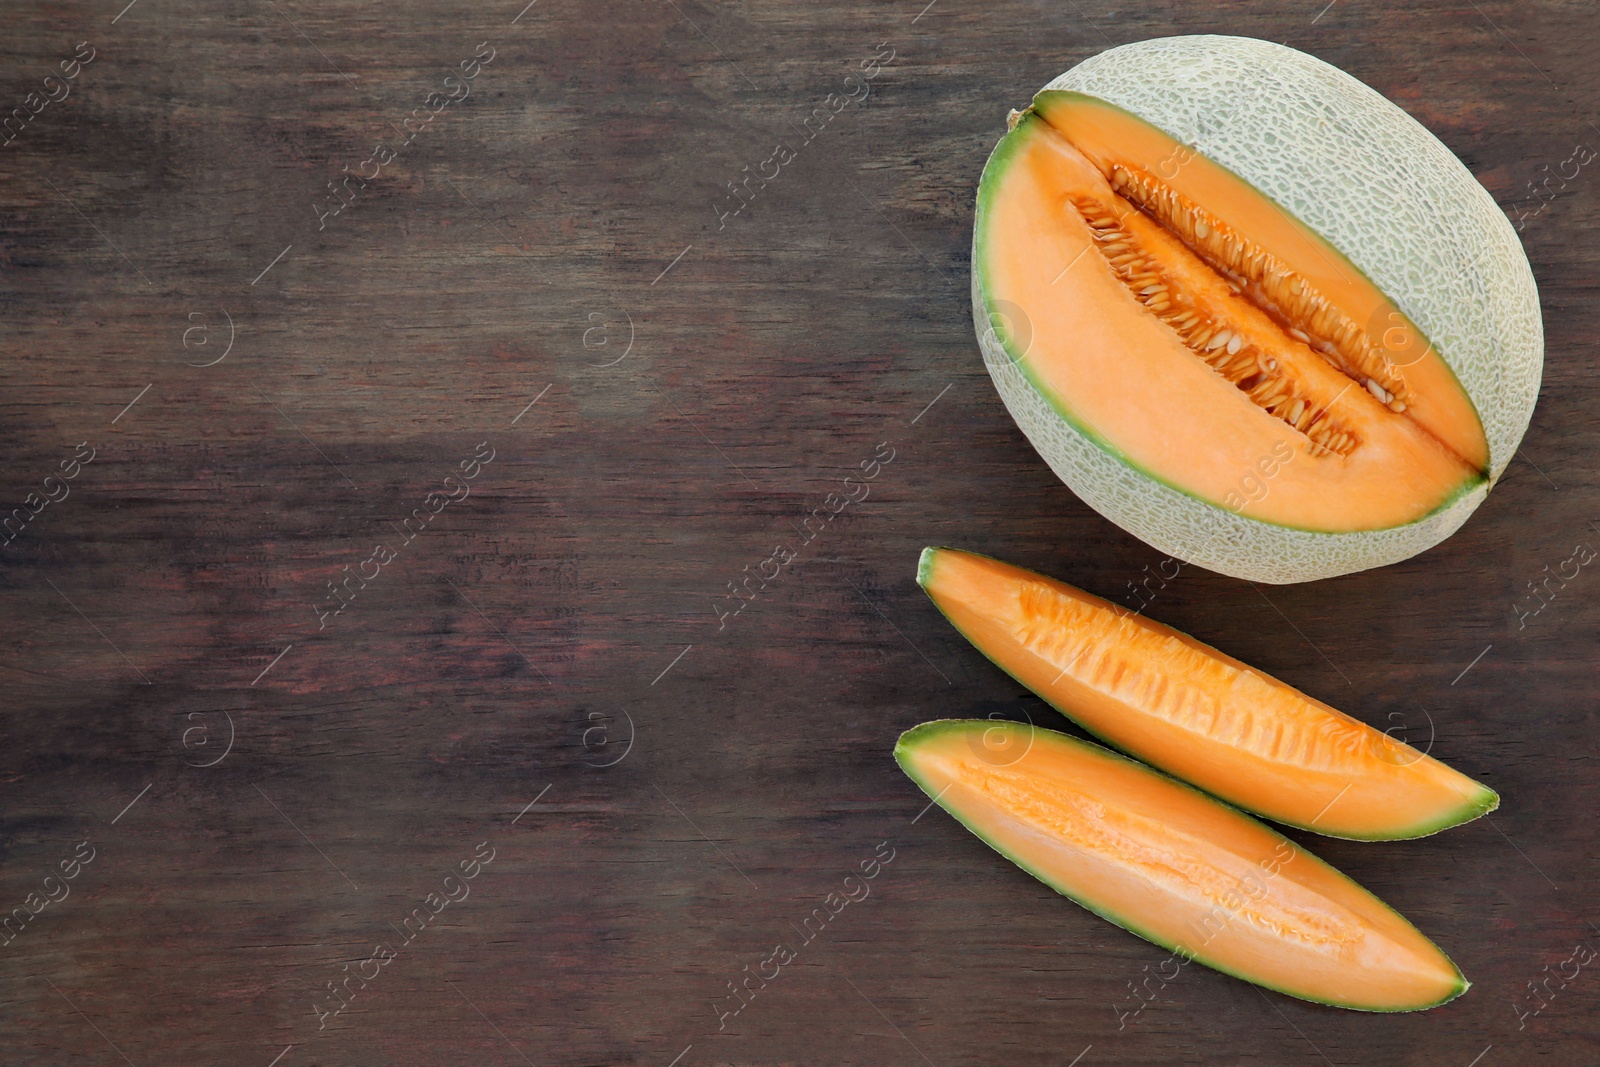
[[896, 720, 1470, 1011], [973, 37, 1542, 583], [919, 547, 1497, 840]]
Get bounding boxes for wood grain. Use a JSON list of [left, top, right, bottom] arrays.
[[2, 1, 1597, 1064]]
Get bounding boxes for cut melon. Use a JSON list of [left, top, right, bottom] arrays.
[[896, 720, 1470, 1011], [919, 546, 1498, 840], [973, 36, 1542, 583]]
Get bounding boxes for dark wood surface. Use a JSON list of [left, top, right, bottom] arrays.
[[2, 1, 1596, 1064]]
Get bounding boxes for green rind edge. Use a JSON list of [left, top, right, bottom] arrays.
[[916, 546, 1500, 840], [894, 718, 1470, 1012]]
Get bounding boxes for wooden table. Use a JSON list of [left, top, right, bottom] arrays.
[[2, 1, 1595, 1063]]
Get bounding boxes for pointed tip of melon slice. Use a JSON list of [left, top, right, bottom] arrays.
[[1464, 782, 1500, 824], [1404, 967, 1470, 1013], [894, 718, 942, 769], [1378, 777, 1500, 842], [916, 546, 942, 590]]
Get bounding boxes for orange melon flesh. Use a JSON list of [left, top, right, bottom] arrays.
[[978, 105, 1488, 532], [1031, 91, 1489, 473], [919, 547, 1498, 840], [895, 720, 1469, 1011]]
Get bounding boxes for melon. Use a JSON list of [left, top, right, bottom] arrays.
[[896, 719, 1470, 1011], [972, 36, 1542, 583], [919, 546, 1498, 840]]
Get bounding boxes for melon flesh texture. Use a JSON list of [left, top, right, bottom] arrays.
[[896, 721, 1469, 1011], [920, 547, 1498, 840], [978, 101, 1486, 533], [1033, 90, 1489, 474]]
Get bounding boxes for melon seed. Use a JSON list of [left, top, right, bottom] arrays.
[[1068, 181, 1377, 461]]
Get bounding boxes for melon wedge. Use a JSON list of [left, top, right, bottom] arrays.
[[973, 37, 1542, 583], [919, 547, 1498, 840], [896, 720, 1470, 1011]]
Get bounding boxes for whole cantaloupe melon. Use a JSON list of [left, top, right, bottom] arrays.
[[972, 36, 1542, 583]]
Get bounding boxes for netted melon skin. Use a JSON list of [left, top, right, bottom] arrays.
[[975, 35, 1540, 584]]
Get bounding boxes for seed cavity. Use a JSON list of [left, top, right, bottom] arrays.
[[1074, 197, 1359, 458], [1105, 164, 1414, 406]]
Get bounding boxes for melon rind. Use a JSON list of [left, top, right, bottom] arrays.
[[973, 35, 1541, 584]]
